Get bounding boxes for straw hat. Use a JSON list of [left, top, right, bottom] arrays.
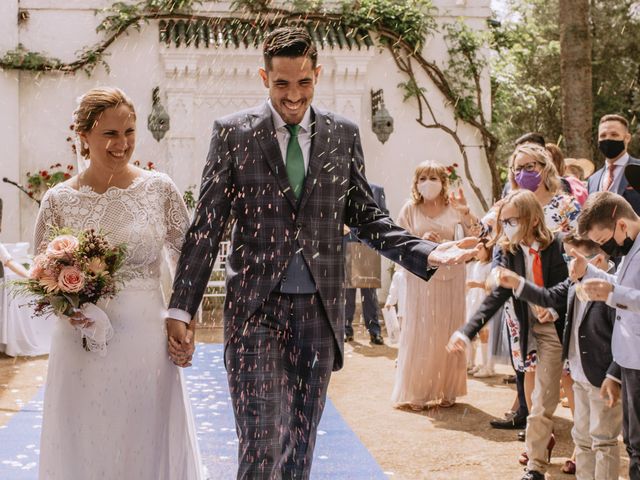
[[564, 158, 595, 179]]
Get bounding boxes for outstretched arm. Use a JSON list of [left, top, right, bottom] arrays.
[[517, 278, 571, 311]]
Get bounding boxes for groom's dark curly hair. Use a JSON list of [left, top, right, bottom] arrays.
[[263, 27, 318, 70]]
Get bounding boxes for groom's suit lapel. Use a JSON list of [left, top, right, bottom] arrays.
[[298, 107, 329, 213], [252, 103, 298, 210]]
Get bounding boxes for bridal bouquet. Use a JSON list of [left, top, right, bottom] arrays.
[[13, 228, 126, 354]]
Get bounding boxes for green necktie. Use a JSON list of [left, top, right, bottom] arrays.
[[285, 124, 305, 199]]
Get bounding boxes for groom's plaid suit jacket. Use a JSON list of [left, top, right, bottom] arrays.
[[169, 102, 435, 370]]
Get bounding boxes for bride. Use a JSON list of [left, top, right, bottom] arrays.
[[34, 87, 203, 479]]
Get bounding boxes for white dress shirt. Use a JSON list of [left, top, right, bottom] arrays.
[[167, 101, 314, 324], [599, 153, 629, 193], [514, 241, 559, 322]]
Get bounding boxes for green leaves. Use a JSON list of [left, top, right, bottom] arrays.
[[0, 44, 62, 71], [398, 78, 426, 103], [443, 20, 488, 122], [341, 0, 437, 51], [96, 1, 143, 35]]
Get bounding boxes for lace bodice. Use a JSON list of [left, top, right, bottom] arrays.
[[34, 171, 190, 283]]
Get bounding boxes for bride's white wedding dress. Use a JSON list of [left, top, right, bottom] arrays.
[[34, 170, 203, 480]]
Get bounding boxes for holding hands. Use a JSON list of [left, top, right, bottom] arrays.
[[166, 318, 195, 368]]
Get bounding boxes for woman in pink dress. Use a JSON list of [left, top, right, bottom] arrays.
[[391, 161, 479, 409]]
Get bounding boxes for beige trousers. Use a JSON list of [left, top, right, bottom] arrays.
[[572, 379, 622, 480], [526, 321, 563, 473]]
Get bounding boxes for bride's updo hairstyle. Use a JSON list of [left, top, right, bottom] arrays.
[[73, 87, 136, 158]]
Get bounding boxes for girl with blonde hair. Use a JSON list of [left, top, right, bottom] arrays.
[[448, 189, 569, 480]]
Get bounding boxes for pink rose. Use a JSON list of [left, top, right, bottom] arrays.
[[29, 254, 46, 279], [46, 235, 79, 260], [57, 266, 85, 293]]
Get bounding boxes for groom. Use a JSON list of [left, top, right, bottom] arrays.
[[167, 27, 477, 479]]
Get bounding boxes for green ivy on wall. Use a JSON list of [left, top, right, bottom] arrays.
[[0, 0, 501, 207]]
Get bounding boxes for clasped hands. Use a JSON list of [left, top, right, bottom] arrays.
[[166, 318, 195, 368]]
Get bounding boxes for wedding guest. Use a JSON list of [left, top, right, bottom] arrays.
[[510, 142, 580, 423], [392, 161, 479, 409], [385, 266, 406, 327], [0, 241, 55, 358], [382, 266, 407, 344], [588, 114, 640, 214], [34, 87, 203, 479], [566, 158, 595, 182], [448, 189, 568, 480], [0, 242, 29, 278], [489, 143, 580, 436], [344, 182, 388, 345], [498, 232, 622, 479], [572, 190, 640, 480], [509, 143, 580, 233], [465, 238, 495, 378], [502, 132, 547, 197]]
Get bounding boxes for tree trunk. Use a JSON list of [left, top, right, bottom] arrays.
[[560, 0, 593, 158]]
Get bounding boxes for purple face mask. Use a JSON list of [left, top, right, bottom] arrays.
[[515, 170, 542, 192]]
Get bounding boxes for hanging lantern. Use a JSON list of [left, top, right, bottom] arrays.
[[147, 87, 170, 142], [371, 89, 394, 144]]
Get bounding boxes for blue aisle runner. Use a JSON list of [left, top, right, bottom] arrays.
[[0, 344, 386, 479]]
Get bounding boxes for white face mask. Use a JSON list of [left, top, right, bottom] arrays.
[[503, 223, 520, 243], [418, 180, 442, 201]]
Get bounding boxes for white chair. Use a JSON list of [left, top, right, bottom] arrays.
[[197, 241, 230, 324]]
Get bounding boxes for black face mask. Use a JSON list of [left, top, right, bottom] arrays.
[[598, 139, 626, 159], [600, 224, 635, 257]]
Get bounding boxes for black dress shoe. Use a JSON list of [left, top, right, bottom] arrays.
[[517, 430, 526, 442], [489, 411, 527, 429], [344, 335, 354, 342], [370, 333, 384, 345], [520, 470, 545, 480]]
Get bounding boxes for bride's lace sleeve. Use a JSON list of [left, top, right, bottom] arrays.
[[161, 174, 190, 267], [33, 189, 60, 254]]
